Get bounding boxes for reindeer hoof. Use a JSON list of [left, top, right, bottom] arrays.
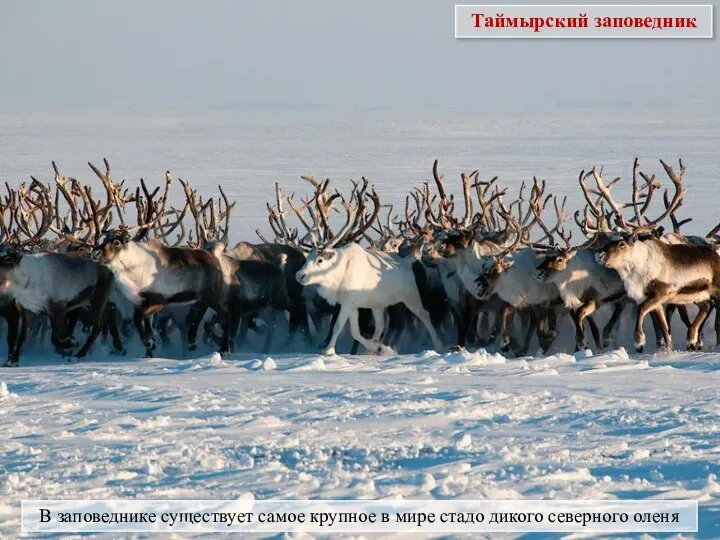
[[188, 341, 197, 352], [321, 347, 336, 356], [450, 345, 465, 353], [3, 358, 18, 367]]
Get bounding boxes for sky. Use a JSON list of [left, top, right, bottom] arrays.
[[0, 0, 717, 111]]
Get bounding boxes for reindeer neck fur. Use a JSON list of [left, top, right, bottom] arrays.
[[610, 240, 664, 303], [4, 254, 52, 312], [105, 241, 163, 304], [5, 253, 98, 313], [546, 249, 622, 310], [208, 244, 241, 285], [311, 246, 353, 306]]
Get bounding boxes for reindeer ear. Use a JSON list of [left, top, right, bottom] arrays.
[[324, 250, 336, 259], [653, 226, 664, 238], [628, 234, 637, 245]]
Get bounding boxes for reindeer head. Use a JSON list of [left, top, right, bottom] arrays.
[[595, 228, 662, 269], [295, 248, 340, 286], [474, 255, 514, 298], [430, 230, 474, 259], [594, 233, 636, 268], [91, 229, 132, 264], [533, 247, 578, 282], [0, 243, 23, 289]]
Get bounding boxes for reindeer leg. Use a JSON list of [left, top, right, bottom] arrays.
[[499, 304, 515, 353], [713, 300, 720, 351], [403, 296, 443, 352], [187, 304, 209, 352], [348, 307, 373, 355], [76, 272, 116, 358], [104, 303, 126, 355], [518, 309, 538, 356], [322, 304, 350, 356], [10, 309, 32, 366], [65, 310, 81, 338], [464, 295, 479, 346], [383, 304, 405, 348], [676, 304, 692, 329], [262, 308, 275, 355], [652, 305, 672, 352], [371, 307, 385, 350], [349, 308, 383, 354], [134, 304, 163, 358], [233, 316, 249, 348], [321, 304, 341, 350], [219, 308, 234, 355], [539, 308, 560, 354], [133, 307, 150, 356], [694, 302, 711, 350], [686, 301, 710, 350], [476, 309, 491, 346], [665, 304, 676, 329], [155, 312, 172, 347], [3, 304, 19, 366], [636, 289, 670, 352], [602, 301, 625, 350], [449, 303, 467, 351], [203, 313, 219, 344], [49, 308, 73, 355], [574, 299, 598, 351], [221, 304, 243, 354], [586, 315, 601, 351], [143, 317, 155, 352]]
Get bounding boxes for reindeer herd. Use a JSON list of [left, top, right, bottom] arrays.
[[0, 157, 718, 367]]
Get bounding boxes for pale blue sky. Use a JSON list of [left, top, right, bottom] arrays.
[[0, 0, 717, 110]]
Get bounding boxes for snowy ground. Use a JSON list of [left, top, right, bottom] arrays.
[[1, 345, 718, 538], [1, 106, 719, 538]]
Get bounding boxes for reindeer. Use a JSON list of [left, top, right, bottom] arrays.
[[91, 175, 239, 357], [533, 232, 627, 352], [594, 159, 720, 352], [190, 240, 294, 353], [472, 197, 571, 356], [531, 168, 645, 352], [295, 183, 443, 355], [0, 180, 123, 362]]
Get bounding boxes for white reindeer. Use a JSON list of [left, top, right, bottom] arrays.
[[294, 191, 443, 356], [297, 242, 443, 355]]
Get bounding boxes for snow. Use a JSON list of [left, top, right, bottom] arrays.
[[0, 106, 719, 536], [0, 347, 718, 536]]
